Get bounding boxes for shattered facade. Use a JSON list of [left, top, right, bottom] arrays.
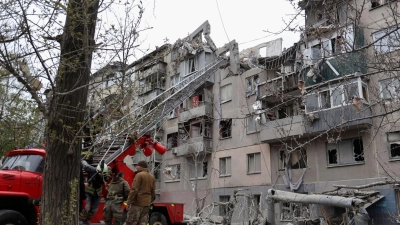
[[90, 1, 400, 223]]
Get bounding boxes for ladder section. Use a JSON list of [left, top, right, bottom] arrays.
[[96, 58, 226, 165]]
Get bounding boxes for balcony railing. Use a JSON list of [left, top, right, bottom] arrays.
[[138, 82, 165, 96], [176, 136, 212, 156], [138, 62, 167, 80], [259, 115, 305, 143], [179, 101, 213, 122], [259, 73, 299, 102]]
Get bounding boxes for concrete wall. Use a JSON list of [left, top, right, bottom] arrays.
[[212, 143, 271, 188], [270, 130, 379, 187]]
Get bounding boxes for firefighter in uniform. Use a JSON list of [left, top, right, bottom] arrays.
[[103, 171, 130, 225], [80, 160, 111, 225]]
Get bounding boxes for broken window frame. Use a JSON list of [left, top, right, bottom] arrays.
[[373, 26, 400, 54], [220, 84, 232, 103], [170, 74, 180, 87], [387, 131, 400, 160], [169, 103, 183, 119], [245, 75, 260, 97], [165, 164, 181, 181], [337, 1, 348, 24], [326, 137, 365, 166], [247, 152, 261, 174], [246, 115, 260, 134], [167, 132, 178, 150], [379, 78, 400, 101], [248, 194, 261, 218], [280, 202, 309, 221], [189, 160, 208, 180], [219, 156, 231, 177], [305, 78, 369, 113], [219, 119, 232, 139], [103, 74, 115, 88], [278, 148, 308, 171]]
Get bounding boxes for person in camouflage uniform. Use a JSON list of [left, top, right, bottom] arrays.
[[103, 171, 130, 225], [124, 161, 155, 225]]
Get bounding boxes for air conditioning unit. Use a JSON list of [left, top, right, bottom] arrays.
[[303, 48, 321, 67]]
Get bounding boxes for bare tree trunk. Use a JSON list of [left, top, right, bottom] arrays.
[[41, 0, 100, 224]]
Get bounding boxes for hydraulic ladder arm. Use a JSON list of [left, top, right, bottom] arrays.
[[97, 58, 226, 165]]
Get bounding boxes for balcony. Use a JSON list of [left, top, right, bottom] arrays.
[[300, 51, 367, 86], [138, 61, 167, 80], [259, 115, 305, 143], [179, 101, 213, 122], [175, 136, 213, 157], [259, 73, 299, 102], [138, 82, 165, 96], [304, 104, 372, 134]]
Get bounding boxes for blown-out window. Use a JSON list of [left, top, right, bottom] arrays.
[[387, 131, 400, 159], [326, 138, 364, 166]]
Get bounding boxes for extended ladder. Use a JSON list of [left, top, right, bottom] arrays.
[[91, 58, 226, 165]]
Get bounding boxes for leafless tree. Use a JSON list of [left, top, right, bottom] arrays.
[[0, 0, 152, 224]]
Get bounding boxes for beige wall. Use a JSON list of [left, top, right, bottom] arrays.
[[270, 130, 381, 188], [211, 143, 271, 188]]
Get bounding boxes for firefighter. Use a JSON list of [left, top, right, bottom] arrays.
[[80, 160, 111, 225], [103, 171, 130, 225]]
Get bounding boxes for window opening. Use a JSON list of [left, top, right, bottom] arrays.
[[165, 164, 180, 180], [279, 149, 307, 170], [220, 157, 231, 176], [247, 152, 261, 173], [221, 84, 232, 103], [388, 131, 400, 158], [167, 133, 178, 150], [219, 195, 230, 216], [220, 119, 232, 138], [328, 149, 338, 164], [353, 138, 365, 162], [320, 90, 331, 109], [326, 138, 365, 165]]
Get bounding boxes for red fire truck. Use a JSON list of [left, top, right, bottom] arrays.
[[0, 136, 184, 225]]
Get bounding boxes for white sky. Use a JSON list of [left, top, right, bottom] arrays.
[[135, 0, 303, 57]]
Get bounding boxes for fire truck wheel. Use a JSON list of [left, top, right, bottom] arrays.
[[0, 209, 28, 225], [149, 212, 167, 225]]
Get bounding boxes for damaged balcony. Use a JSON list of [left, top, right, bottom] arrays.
[[259, 72, 300, 102], [179, 89, 213, 122], [300, 52, 366, 86], [175, 136, 213, 157], [138, 61, 167, 96], [303, 78, 372, 134], [260, 115, 305, 143], [179, 101, 213, 122], [174, 118, 213, 156]]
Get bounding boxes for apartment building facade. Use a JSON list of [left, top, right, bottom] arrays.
[[89, 1, 400, 223]]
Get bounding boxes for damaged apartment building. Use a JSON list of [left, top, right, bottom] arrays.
[[88, 1, 400, 223]]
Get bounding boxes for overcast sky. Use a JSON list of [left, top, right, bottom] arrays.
[[133, 0, 303, 58]]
